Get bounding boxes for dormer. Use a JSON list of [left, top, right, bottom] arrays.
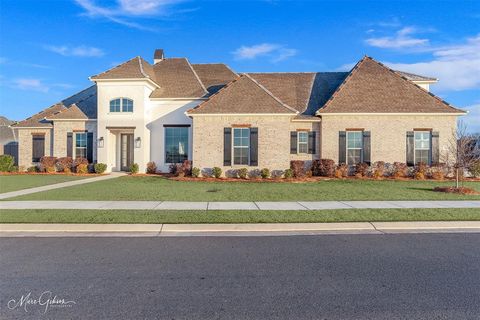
[[395, 70, 438, 92]]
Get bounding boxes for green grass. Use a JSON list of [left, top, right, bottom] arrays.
[[6, 176, 480, 201], [0, 175, 89, 193], [1, 208, 479, 224]]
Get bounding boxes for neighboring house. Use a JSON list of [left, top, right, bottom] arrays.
[[11, 49, 466, 173], [0, 116, 18, 162]]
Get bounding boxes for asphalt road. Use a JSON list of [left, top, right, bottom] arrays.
[[1, 234, 480, 319]]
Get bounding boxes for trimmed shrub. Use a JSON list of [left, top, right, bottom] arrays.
[[469, 160, 480, 178], [191, 167, 201, 178], [129, 163, 139, 174], [27, 166, 38, 173], [94, 163, 107, 174], [290, 160, 305, 178], [76, 163, 88, 174], [238, 168, 248, 179], [182, 160, 192, 177], [260, 168, 270, 179], [414, 162, 428, 180], [40, 156, 57, 172], [146, 161, 157, 174], [393, 162, 407, 179], [335, 164, 348, 178], [312, 159, 335, 177], [305, 170, 313, 178], [284, 168, 294, 179], [56, 157, 73, 173], [212, 167, 222, 178], [73, 157, 88, 173], [354, 162, 369, 177], [0, 155, 15, 172], [248, 169, 261, 179], [373, 161, 385, 179], [271, 170, 284, 179]]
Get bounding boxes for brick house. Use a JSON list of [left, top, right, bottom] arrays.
[[11, 49, 465, 173]]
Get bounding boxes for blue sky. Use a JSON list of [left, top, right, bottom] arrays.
[[0, 0, 479, 131]]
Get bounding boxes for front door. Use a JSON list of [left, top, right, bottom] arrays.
[[121, 134, 134, 171]]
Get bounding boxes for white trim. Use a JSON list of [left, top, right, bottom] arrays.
[[187, 113, 297, 117], [317, 112, 467, 116], [291, 118, 322, 122], [91, 78, 159, 89], [232, 127, 250, 166], [45, 118, 96, 122], [297, 131, 308, 154], [151, 97, 208, 101], [346, 131, 363, 165]]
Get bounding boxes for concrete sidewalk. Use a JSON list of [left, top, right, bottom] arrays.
[[0, 172, 124, 200], [1, 221, 480, 237], [1, 200, 479, 210]]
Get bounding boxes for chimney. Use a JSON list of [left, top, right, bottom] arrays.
[[154, 49, 165, 64]]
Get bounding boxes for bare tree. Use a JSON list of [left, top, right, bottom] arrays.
[[443, 121, 480, 188]]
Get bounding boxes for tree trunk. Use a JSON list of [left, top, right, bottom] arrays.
[[456, 168, 459, 189]]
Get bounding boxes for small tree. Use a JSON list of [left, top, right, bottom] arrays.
[[443, 122, 480, 188]]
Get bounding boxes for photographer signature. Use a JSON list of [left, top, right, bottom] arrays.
[[8, 291, 76, 314]]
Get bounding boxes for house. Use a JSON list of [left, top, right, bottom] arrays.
[[0, 116, 18, 162], [11, 49, 466, 173]]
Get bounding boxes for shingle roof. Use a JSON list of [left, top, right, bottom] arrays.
[[395, 70, 437, 82], [91, 57, 156, 81], [48, 104, 88, 120], [150, 58, 207, 98], [318, 56, 464, 114], [0, 117, 16, 145], [62, 85, 97, 119], [191, 63, 238, 96], [12, 103, 66, 128], [188, 74, 298, 114]]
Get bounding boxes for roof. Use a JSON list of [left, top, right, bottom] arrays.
[[48, 104, 88, 120], [395, 70, 437, 82], [188, 74, 298, 114], [318, 56, 464, 114], [191, 63, 238, 96], [12, 103, 67, 128], [91, 57, 155, 81], [150, 58, 207, 98], [62, 85, 97, 119], [0, 117, 16, 145]]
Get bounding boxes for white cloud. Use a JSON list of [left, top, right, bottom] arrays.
[[462, 103, 480, 134], [232, 43, 297, 62], [366, 27, 429, 49], [12, 78, 50, 93], [44, 45, 105, 57]]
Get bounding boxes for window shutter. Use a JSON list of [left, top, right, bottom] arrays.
[[67, 132, 73, 157], [249, 127, 258, 166], [308, 131, 316, 154], [406, 131, 414, 166], [224, 128, 232, 166], [431, 131, 439, 165], [290, 131, 297, 154], [338, 131, 346, 164], [87, 132, 93, 163], [362, 131, 371, 165]]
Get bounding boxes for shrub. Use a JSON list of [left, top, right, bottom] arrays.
[[0, 155, 15, 172], [312, 159, 335, 177], [56, 157, 73, 173], [271, 170, 284, 179], [248, 169, 261, 179], [335, 164, 348, 178], [191, 167, 201, 178], [9, 166, 18, 172], [284, 168, 294, 179], [305, 170, 313, 178], [146, 161, 157, 174], [182, 160, 192, 177], [415, 162, 428, 175], [415, 172, 425, 180], [373, 161, 385, 179], [238, 168, 248, 179], [429, 164, 446, 180], [469, 160, 480, 178], [212, 167, 222, 178], [393, 162, 407, 179], [76, 163, 88, 174], [40, 156, 57, 172], [94, 163, 107, 174], [290, 160, 305, 178], [129, 163, 139, 174], [73, 157, 88, 173], [260, 168, 270, 179], [27, 166, 38, 173], [355, 162, 369, 177]]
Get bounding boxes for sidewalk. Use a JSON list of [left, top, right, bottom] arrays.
[[0, 172, 124, 200], [1, 200, 479, 210], [1, 221, 480, 237]]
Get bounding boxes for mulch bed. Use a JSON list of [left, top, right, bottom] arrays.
[[433, 186, 480, 195]]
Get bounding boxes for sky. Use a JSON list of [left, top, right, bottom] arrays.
[[0, 0, 479, 132]]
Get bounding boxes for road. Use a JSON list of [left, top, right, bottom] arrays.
[[1, 234, 480, 319]]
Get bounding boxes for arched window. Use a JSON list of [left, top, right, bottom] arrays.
[[109, 98, 133, 112]]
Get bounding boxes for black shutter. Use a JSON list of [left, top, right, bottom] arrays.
[[362, 131, 371, 165], [249, 127, 258, 166], [32, 135, 45, 162], [406, 131, 415, 166], [87, 132, 93, 163], [338, 131, 346, 164], [67, 132, 73, 157], [308, 131, 316, 154], [290, 131, 297, 154], [224, 128, 232, 166], [431, 131, 439, 165]]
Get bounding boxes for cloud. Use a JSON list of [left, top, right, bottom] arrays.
[[366, 27, 429, 49], [461, 103, 480, 134], [232, 43, 297, 62], [74, 0, 183, 30], [12, 78, 50, 93], [44, 45, 105, 57]]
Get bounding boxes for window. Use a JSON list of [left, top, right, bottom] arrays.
[[165, 127, 188, 163], [297, 131, 308, 154], [347, 131, 363, 165], [75, 133, 87, 159], [109, 98, 133, 112], [32, 135, 45, 162], [414, 131, 431, 164], [233, 128, 250, 165]]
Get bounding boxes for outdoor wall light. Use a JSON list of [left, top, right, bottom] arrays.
[[135, 137, 141, 148], [98, 137, 104, 148]]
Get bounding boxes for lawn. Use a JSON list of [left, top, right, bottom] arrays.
[[6, 176, 480, 201], [0, 175, 90, 193], [1, 208, 479, 224]]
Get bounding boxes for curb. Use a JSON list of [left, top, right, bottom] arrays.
[[1, 221, 480, 237]]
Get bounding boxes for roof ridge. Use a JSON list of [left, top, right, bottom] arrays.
[[187, 76, 242, 114], [243, 73, 298, 114], [302, 73, 318, 114], [138, 56, 149, 78], [90, 56, 142, 79], [185, 58, 208, 95]]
